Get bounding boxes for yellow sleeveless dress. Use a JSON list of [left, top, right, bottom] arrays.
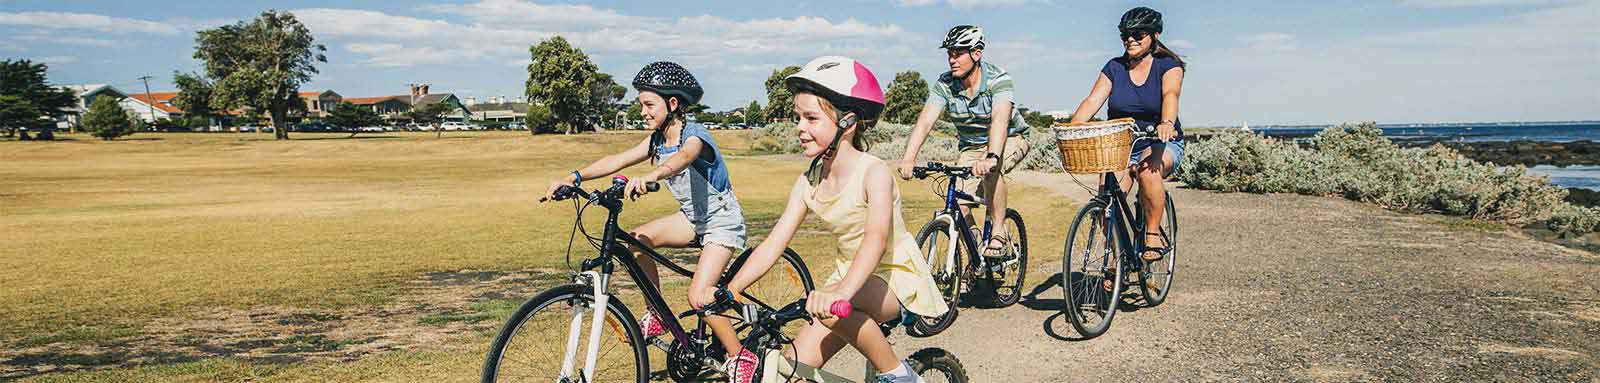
[[799, 154, 949, 318]]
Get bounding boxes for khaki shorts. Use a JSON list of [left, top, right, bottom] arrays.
[[954, 134, 1030, 201]]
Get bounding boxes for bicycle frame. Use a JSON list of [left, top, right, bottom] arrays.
[[557, 195, 711, 381], [1093, 171, 1146, 272], [932, 174, 998, 278]]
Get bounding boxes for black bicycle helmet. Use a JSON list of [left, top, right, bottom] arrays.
[[631, 61, 704, 106], [1118, 7, 1163, 34], [940, 25, 985, 50]]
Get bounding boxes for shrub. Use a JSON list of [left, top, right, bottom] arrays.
[[1181, 121, 1569, 228]]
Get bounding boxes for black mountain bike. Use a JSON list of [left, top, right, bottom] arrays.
[[908, 162, 1028, 336], [702, 289, 968, 382], [1060, 131, 1179, 340], [482, 176, 814, 382]]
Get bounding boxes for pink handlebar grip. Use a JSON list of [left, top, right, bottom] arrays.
[[829, 300, 852, 318]]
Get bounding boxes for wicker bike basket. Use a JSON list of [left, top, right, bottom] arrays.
[[1053, 118, 1137, 174]]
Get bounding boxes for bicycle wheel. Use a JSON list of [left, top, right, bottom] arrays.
[[986, 208, 1028, 307], [482, 283, 646, 383], [1139, 192, 1178, 307], [908, 347, 970, 383], [722, 247, 814, 337], [1062, 201, 1122, 339], [911, 217, 961, 336]]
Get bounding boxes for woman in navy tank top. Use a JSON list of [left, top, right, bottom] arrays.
[[1067, 6, 1186, 279]]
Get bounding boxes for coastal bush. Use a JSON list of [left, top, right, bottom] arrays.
[[1549, 205, 1600, 235], [1182, 121, 1571, 229]]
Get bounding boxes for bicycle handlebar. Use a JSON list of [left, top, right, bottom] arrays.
[[912, 162, 973, 180], [542, 176, 660, 203]]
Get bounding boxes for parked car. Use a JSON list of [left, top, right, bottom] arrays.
[[294, 121, 334, 132], [506, 122, 527, 130], [439, 121, 470, 131]]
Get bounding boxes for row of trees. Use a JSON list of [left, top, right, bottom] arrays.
[[0, 59, 76, 138]]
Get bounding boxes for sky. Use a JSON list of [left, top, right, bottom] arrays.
[[2, 0, 1596, 125]]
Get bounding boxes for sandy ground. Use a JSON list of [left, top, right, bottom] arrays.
[[820, 171, 1599, 382]]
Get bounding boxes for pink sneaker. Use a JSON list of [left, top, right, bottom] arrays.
[[724, 348, 759, 383], [640, 310, 665, 338]]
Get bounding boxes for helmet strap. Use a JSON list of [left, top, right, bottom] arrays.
[[805, 114, 855, 186]]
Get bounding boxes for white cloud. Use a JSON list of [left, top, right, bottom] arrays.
[[33, 56, 78, 65], [296, 3, 908, 67], [1165, 39, 1196, 50], [421, 0, 643, 28], [1398, 0, 1560, 7], [0, 11, 179, 35], [18, 35, 120, 47], [895, 0, 1044, 8], [1239, 32, 1297, 52]]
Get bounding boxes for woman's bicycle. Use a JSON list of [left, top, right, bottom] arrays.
[[481, 176, 815, 382], [706, 289, 968, 382], [907, 162, 1028, 336], [1055, 119, 1179, 340]]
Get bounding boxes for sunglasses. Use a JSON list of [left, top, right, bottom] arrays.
[[1120, 31, 1150, 41]]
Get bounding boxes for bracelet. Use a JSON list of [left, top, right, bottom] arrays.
[[986, 152, 1001, 161], [571, 170, 583, 187]]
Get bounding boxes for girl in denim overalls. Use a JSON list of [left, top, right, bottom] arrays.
[[541, 61, 753, 381]]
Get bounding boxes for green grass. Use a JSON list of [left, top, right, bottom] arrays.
[[418, 299, 521, 326], [3, 131, 1076, 381]]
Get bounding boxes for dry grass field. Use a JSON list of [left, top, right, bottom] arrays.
[[1, 131, 1075, 382]]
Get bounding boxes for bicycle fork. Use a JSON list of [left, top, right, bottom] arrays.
[[559, 271, 610, 383]]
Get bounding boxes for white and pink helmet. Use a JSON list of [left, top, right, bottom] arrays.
[[784, 56, 885, 121]]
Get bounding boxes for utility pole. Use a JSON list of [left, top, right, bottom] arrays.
[[138, 76, 156, 129]]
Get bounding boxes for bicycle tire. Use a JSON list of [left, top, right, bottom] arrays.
[[1139, 191, 1178, 307], [482, 283, 647, 382], [908, 347, 970, 383], [1062, 201, 1122, 339], [987, 208, 1028, 307], [911, 217, 960, 337]]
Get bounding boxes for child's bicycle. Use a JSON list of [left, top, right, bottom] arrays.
[[481, 176, 815, 382], [906, 162, 1029, 336], [1053, 119, 1179, 340], [705, 289, 968, 382]]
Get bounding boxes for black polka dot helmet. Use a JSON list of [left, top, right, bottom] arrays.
[[631, 61, 704, 106]]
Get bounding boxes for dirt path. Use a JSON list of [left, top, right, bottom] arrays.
[[823, 171, 1599, 381]]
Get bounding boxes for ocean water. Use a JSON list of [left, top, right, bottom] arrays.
[[1254, 122, 1600, 143], [1526, 165, 1600, 191]]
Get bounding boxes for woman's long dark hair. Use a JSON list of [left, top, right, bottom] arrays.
[[1150, 37, 1186, 68]]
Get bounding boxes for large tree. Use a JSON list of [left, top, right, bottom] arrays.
[[883, 70, 928, 125], [0, 59, 75, 136], [325, 102, 382, 137], [170, 71, 217, 125], [744, 100, 764, 126], [0, 95, 43, 137], [763, 66, 801, 122], [193, 10, 327, 140], [585, 73, 625, 131], [525, 36, 600, 135], [84, 95, 134, 140]]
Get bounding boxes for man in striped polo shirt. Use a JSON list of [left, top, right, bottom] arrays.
[[899, 25, 1031, 257]]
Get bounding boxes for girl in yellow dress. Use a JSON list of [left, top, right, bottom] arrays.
[[724, 56, 948, 383]]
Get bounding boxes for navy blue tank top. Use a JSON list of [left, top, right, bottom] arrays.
[[1102, 55, 1184, 138]]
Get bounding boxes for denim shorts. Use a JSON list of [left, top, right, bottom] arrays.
[[1130, 138, 1185, 177]]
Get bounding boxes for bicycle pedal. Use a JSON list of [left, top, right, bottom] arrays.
[[649, 336, 673, 352]]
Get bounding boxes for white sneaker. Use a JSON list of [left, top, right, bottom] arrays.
[[874, 362, 925, 383]]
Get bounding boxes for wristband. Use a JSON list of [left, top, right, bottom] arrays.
[[986, 152, 1001, 162], [571, 170, 583, 187]]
